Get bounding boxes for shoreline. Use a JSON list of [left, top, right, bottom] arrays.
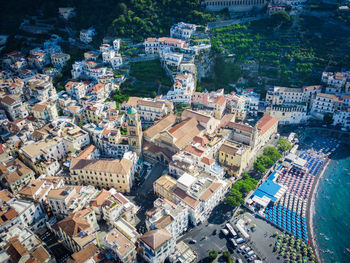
[[307, 157, 330, 263]]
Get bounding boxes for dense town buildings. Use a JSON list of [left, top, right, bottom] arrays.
[[0, 7, 349, 262]]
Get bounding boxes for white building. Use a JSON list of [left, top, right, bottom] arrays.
[[172, 173, 228, 225], [113, 39, 121, 51], [146, 198, 189, 240], [65, 81, 88, 100], [1, 95, 28, 121], [80, 28, 96, 43], [136, 99, 171, 124], [71, 61, 108, 80], [139, 229, 175, 263], [51, 52, 70, 69], [333, 109, 350, 128], [266, 86, 305, 105], [0, 192, 47, 233], [163, 52, 183, 68], [27, 74, 57, 102], [166, 73, 195, 105], [170, 22, 197, 40], [311, 93, 342, 118], [144, 37, 189, 55], [266, 105, 308, 124]]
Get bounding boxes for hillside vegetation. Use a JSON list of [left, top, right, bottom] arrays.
[[1, 0, 214, 41]]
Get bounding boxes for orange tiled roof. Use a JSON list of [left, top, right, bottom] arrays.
[[256, 115, 279, 135]]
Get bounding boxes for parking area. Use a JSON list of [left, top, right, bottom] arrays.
[[179, 210, 285, 263], [242, 213, 282, 263]]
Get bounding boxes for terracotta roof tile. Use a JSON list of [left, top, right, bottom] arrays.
[[256, 115, 279, 135]]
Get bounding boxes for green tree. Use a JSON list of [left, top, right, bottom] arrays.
[[263, 147, 282, 162], [270, 11, 292, 27], [223, 251, 233, 263], [225, 189, 243, 207], [209, 250, 218, 261], [256, 155, 274, 168], [254, 162, 266, 173], [323, 113, 333, 125], [277, 138, 292, 153]]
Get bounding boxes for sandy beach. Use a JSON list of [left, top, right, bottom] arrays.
[[307, 158, 330, 263]]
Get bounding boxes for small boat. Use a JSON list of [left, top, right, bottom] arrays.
[[347, 248, 350, 253], [325, 178, 329, 181]]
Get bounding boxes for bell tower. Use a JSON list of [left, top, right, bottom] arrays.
[[126, 107, 142, 154]]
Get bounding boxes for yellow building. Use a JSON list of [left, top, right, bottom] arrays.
[[218, 140, 251, 177], [70, 157, 134, 193], [153, 175, 177, 203]]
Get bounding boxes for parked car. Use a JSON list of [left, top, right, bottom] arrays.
[[189, 239, 197, 244], [236, 237, 245, 244], [245, 250, 255, 258], [221, 229, 229, 236], [248, 255, 257, 261]]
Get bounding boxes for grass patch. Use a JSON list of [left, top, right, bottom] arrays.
[[120, 60, 172, 97]]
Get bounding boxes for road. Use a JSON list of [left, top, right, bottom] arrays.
[[37, 228, 72, 263], [128, 162, 167, 234]]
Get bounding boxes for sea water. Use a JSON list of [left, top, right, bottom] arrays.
[[313, 144, 350, 263]]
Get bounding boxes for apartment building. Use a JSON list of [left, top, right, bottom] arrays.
[[80, 28, 96, 43], [144, 37, 189, 55], [20, 137, 67, 175], [266, 87, 304, 105], [83, 123, 129, 158], [321, 71, 350, 92], [47, 185, 98, 217], [333, 109, 350, 128], [166, 73, 195, 105], [1, 95, 28, 121], [0, 190, 47, 232], [102, 192, 139, 226], [51, 52, 70, 68], [0, 226, 40, 252], [27, 50, 49, 70], [61, 124, 90, 153], [311, 93, 342, 118], [0, 78, 24, 95], [218, 140, 252, 176], [71, 243, 102, 263], [146, 198, 189, 240], [53, 209, 97, 252], [153, 175, 177, 203], [104, 228, 137, 263], [27, 74, 57, 102], [71, 61, 109, 80], [65, 81, 88, 100], [170, 22, 197, 40], [18, 179, 56, 208], [255, 114, 279, 150], [31, 101, 58, 124], [3, 159, 35, 194], [139, 229, 175, 263], [137, 99, 171, 124], [4, 237, 52, 263], [265, 105, 308, 124], [172, 173, 228, 225]]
